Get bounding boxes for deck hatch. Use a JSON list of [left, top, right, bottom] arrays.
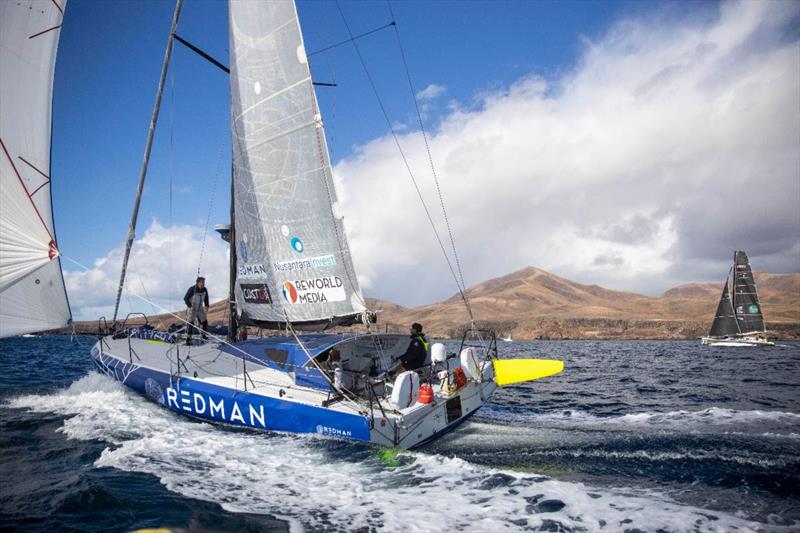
[[446, 396, 462, 424]]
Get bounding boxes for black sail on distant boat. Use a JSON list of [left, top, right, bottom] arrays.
[[701, 251, 773, 347], [731, 251, 765, 333], [708, 279, 738, 338]]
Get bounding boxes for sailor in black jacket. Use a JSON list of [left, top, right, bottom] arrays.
[[184, 276, 209, 343], [398, 323, 429, 371]]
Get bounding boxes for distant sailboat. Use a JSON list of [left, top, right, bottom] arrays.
[[502, 335, 513, 342], [0, 0, 72, 337], [88, 0, 564, 448], [701, 251, 773, 347]]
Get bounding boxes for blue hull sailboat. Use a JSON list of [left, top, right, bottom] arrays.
[[85, 0, 563, 448]]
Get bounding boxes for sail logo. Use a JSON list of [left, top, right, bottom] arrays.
[[238, 263, 268, 277], [241, 283, 272, 304], [165, 387, 266, 429], [316, 424, 353, 438], [282, 276, 346, 304], [238, 239, 249, 262], [290, 236, 304, 253], [282, 281, 299, 303], [273, 254, 336, 273]]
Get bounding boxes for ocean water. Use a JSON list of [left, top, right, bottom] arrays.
[[1, 337, 798, 532]]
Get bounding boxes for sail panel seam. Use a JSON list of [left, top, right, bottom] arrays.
[[234, 76, 312, 122], [0, 137, 55, 242], [28, 25, 62, 40]]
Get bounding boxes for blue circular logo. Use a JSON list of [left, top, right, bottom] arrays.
[[290, 236, 304, 253], [748, 304, 759, 314]]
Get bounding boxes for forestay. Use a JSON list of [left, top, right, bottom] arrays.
[[0, 0, 71, 337], [228, 0, 366, 327], [732, 251, 764, 334]]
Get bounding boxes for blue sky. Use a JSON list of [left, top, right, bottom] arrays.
[[52, 0, 799, 318], [52, 0, 642, 268]]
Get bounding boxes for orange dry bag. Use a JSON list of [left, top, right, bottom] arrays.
[[453, 367, 468, 389]]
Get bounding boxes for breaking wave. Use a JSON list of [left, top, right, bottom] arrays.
[[6, 373, 783, 532]]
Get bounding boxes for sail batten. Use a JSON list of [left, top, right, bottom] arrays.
[[229, 0, 366, 328], [0, 0, 72, 337]]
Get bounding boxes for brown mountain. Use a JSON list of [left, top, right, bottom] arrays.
[[77, 267, 800, 340], [370, 267, 800, 340]]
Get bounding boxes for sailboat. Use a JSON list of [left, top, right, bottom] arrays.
[[0, 1, 72, 338], [700, 251, 774, 347], [1, 0, 563, 448]]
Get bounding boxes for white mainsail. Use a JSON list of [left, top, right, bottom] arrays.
[[0, 0, 71, 336], [229, 0, 366, 327]]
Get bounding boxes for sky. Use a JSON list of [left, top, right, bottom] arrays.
[[49, 0, 800, 320]]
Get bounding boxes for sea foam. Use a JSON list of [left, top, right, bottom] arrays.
[[6, 372, 782, 532]]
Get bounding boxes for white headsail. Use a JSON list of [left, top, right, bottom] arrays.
[[229, 0, 366, 327], [0, 0, 71, 336]]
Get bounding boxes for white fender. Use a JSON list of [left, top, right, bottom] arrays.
[[460, 347, 481, 381], [431, 343, 447, 364], [391, 371, 420, 409]]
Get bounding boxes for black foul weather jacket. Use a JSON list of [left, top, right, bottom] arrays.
[[183, 286, 209, 309], [399, 333, 429, 370]]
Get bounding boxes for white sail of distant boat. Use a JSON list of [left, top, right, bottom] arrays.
[[229, 0, 366, 328], [0, 0, 72, 337]]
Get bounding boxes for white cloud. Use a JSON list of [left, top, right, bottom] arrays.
[[415, 83, 446, 101], [335, 0, 800, 306], [63, 2, 799, 318], [64, 220, 229, 321]]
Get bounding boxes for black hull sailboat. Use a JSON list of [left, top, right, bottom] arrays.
[[701, 251, 773, 347]]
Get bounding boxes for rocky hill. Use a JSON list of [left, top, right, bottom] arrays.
[[368, 267, 799, 340]]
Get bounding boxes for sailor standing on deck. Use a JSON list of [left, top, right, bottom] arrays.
[[184, 276, 210, 344]]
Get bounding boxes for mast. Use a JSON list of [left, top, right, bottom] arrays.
[[227, 162, 237, 342], [112, 0, 184, 325], [730, 254, 736, 313]]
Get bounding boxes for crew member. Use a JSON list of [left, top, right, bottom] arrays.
[[184, 276, 210, 344], [398, 323, 429, 371]]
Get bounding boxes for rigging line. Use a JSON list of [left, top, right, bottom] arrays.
[[307, 20, 396, 58], [196, 137, 225, 276], [129, 253, 159, 317], [169, 47, 174, 304], [284, 315, 365, 412], [308, 83, 367, 310], [333, 1, 473, 320], [386, 0, 471, 315], [113, 0, 184, 324]]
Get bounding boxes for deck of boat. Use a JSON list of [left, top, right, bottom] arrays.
[[96, 336, 363, 415]]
